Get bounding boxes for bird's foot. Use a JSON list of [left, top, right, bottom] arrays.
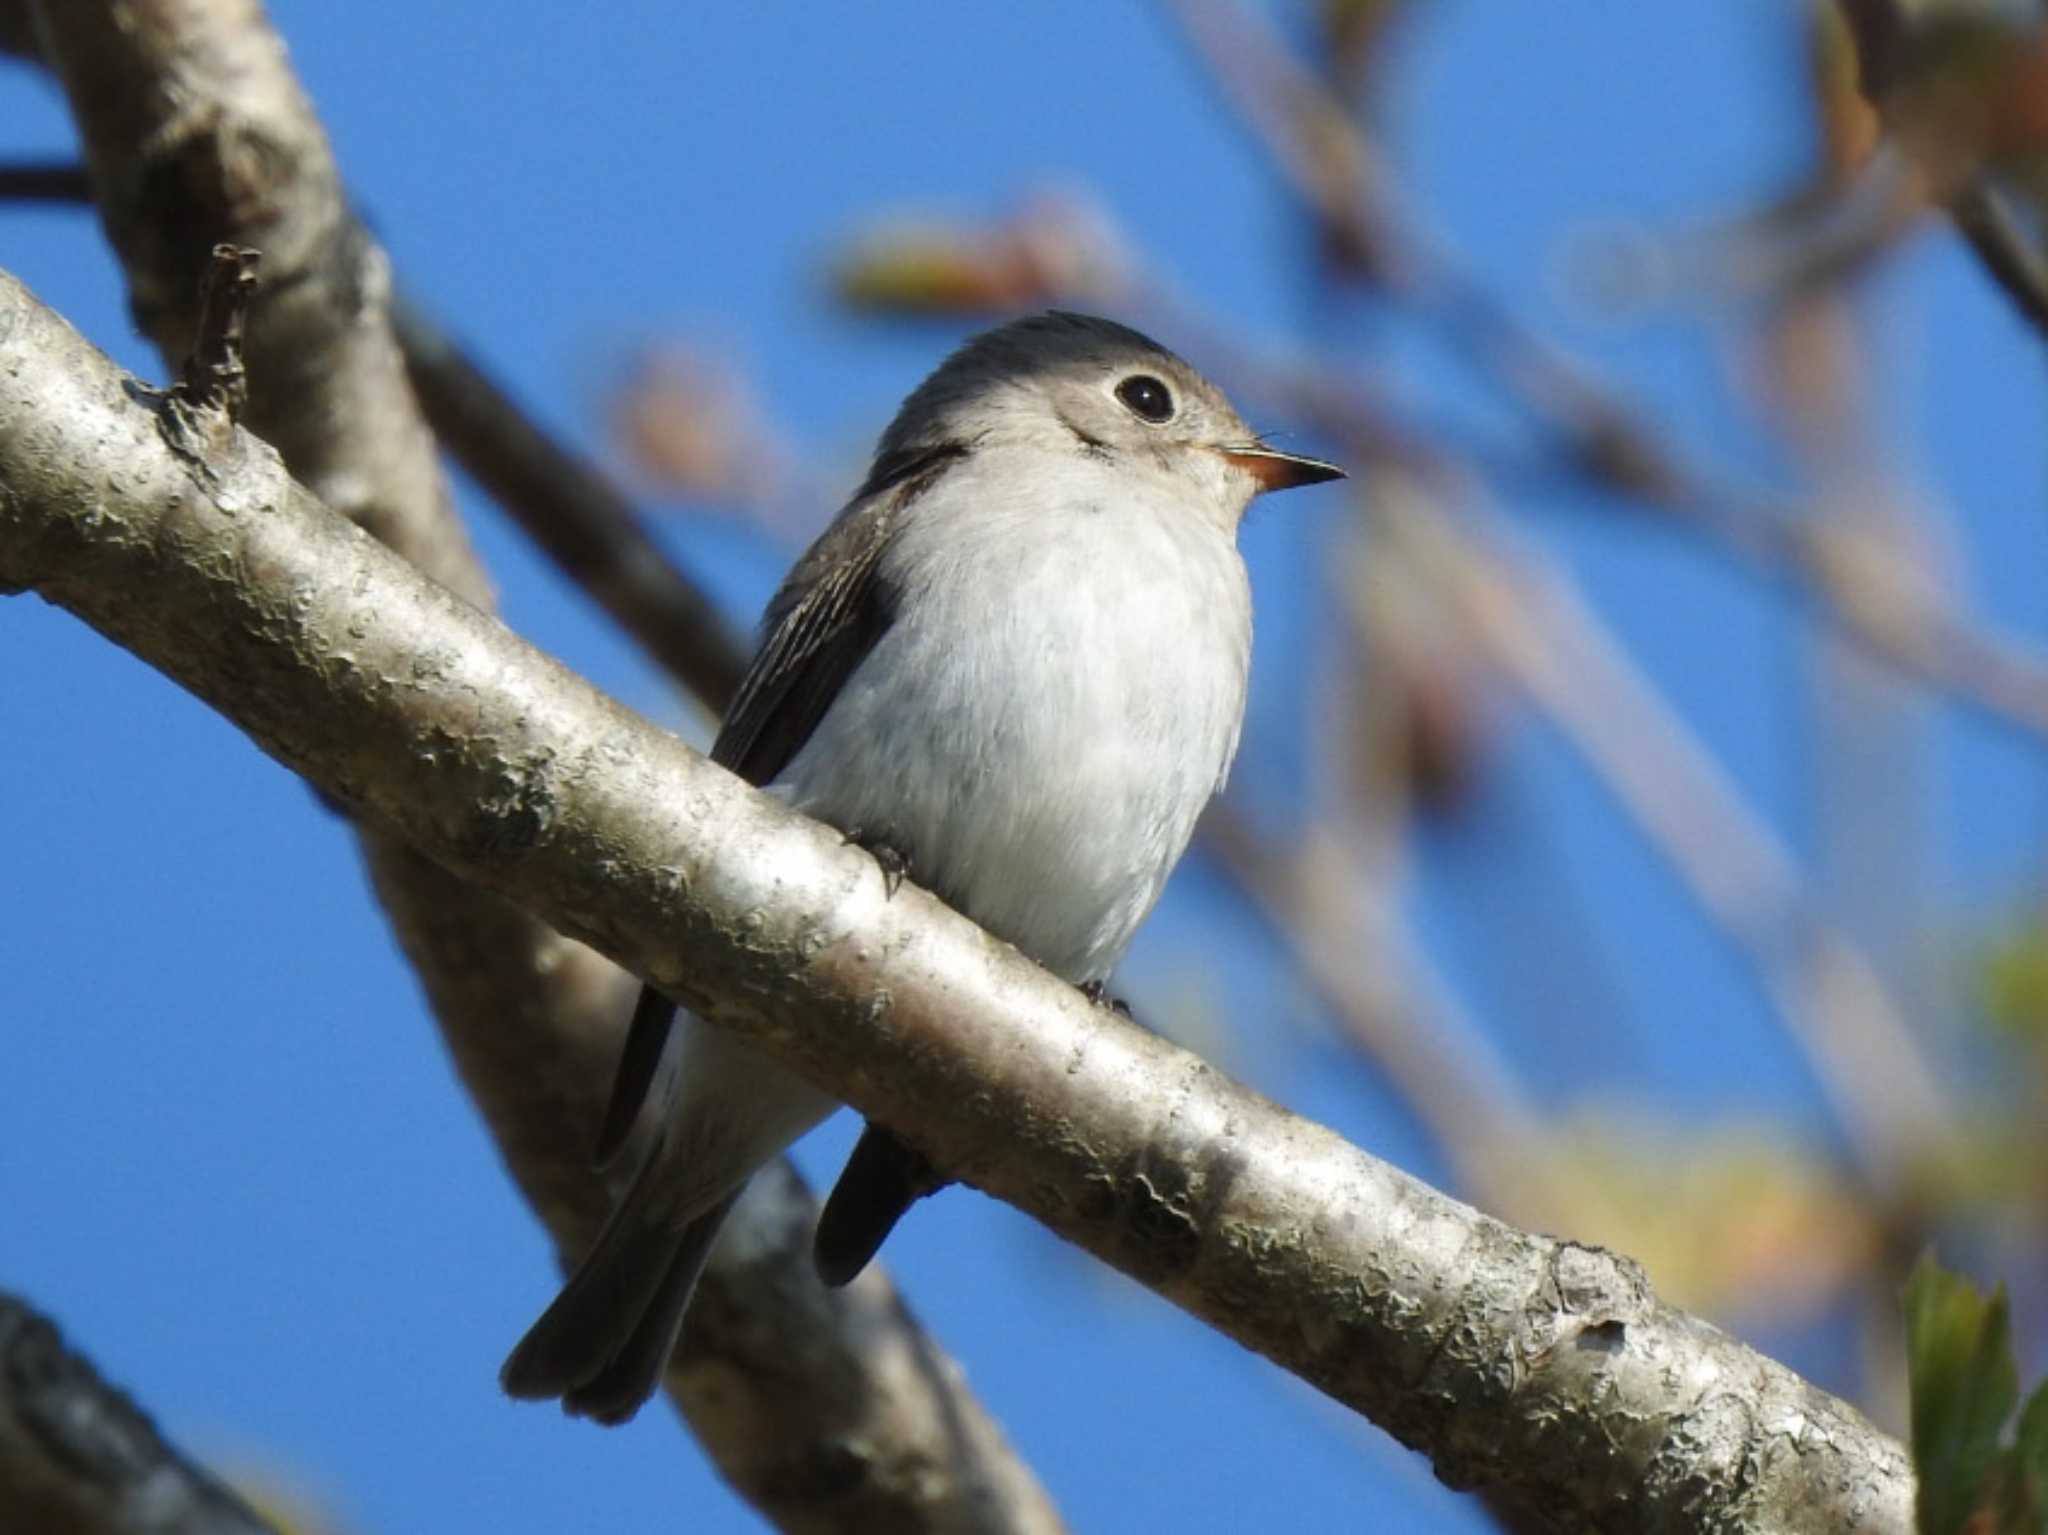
[[1080, 979, 1133, 1019], [842, 827, 913, 898]]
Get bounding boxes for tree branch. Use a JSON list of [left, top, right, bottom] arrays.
[[0, 150, 752, 710], [20, 4, 1059, 1528], [0, 265, 1913, 1535], [0, 159, 93, 202], [1159, 0, 2048, 738], [1830, 0, 2048, 341], [1941, 179, 2048, 343], [390, 291, 752, 712], [0, 1292, 281, 1535]]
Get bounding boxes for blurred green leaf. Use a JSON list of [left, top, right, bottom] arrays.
[[2002, 1383, 2048, 1530], [1905, 1253, 2022, 1535], [1980, 920, 2048, 1048]]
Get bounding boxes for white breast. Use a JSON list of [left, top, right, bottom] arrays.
[[776, 448, 1252, 984]]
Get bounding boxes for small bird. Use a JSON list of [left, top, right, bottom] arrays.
[[500, 311, 1342, 1423]]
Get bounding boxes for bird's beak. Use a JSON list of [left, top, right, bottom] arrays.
[[1219, 444, 1347, 493]]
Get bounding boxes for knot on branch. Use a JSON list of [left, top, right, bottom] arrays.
[[1525, 1241, 1654, 1364]]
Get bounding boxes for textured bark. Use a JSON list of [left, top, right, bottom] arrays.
[[17, 5, 1064, 1530], [0, 1294, 281, 1535], [0, 266, 1915, 1535], [31, 0, 484, 600]]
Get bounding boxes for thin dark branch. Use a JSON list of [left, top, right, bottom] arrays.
[[0, 159, 92, 201], [392, 291, 751, 711], [1948, 183, 2048, 340]]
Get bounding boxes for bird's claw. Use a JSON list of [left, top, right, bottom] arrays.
[[843, 827, 912, 898], [1080, 979, 1133, 1018]]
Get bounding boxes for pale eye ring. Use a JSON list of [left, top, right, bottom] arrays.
[[1115, 373, 1175, 424]]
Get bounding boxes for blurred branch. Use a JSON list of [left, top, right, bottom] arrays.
[[0, 267, 1915, 1535], [31, 0, 488, 597], [1203, 803, 1552, 1205], [20, 5, 1059, 1531], [1831, 0, 2048, 341], [391, 292, 751, 712], [1359, 473, 1952, 1177], [1157, 0, 1400, 281], [1834, 0, 1907, 98], [1762, 274, 1949, 1179], [0, 1293, 282, 1535], [1951, 183, 2048, 337], [0, 0, 31, 56], [1112, 298, 1955, 1182], [1159, 0, 2048, 746], [1141, 0, 2011, 1185], [0, 158, 90, 201]]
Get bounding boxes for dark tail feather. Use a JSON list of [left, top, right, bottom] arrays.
[[813, 1124, 946, 1287], [594, 984, 677, 1169], [561, 1191, 741, 1425], [501, 1136, 736, 1421], [500, 1200, 679, 1405]]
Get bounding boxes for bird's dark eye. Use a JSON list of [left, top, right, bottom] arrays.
[[1115, 373, 1175, 424]]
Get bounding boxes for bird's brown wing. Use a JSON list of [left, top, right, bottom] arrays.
[[592, 446, 965, 1169]]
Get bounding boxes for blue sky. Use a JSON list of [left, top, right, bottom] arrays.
[[4, 3, 2044, 1531]]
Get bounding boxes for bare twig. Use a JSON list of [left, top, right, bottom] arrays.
[[0, 162, 751, 709], [0, 265, 1916, 1534], [172, 242, 257, 419], [0, 158, 92, 201], [1945, 180, 2048, 340], [0, 1292, 282, 1535]]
